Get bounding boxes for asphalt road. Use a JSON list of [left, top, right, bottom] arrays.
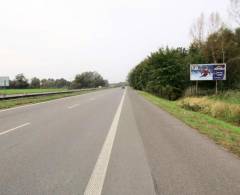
[[0, 87, 240, 195]]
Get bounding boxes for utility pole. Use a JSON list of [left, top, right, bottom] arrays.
[[214, 58, 218, 95]]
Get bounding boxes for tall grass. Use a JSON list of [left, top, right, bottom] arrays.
[[209, 90, 240, 104], [178, 97, 240, 125], [184, 88, 240, 105]]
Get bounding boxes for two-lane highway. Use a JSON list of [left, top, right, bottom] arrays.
[[0, 88, 126, 194], [0, 88, 240, 195]]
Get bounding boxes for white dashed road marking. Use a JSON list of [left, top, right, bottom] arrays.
[[68, 104, 80, 109], [0, 123, 31, 136]]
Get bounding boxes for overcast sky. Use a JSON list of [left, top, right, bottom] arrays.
[[0, 0, 230, 82]]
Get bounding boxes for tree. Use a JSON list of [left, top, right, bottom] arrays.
[[40, 79, 48, 88], [128, 48, 188, 100], [72, 71, 107, 89], [40, 78, 56, 88], [190, 13, 206, 48], [129, 11, 240, 98], [103, 80, 109, 87], [229, 0, 240, 25], [14, 74, 29, 89], [207, 12, 223, 63], [208, 12, 222, 34], [55, 78, 70, 88], [30, 77, 40, 88]]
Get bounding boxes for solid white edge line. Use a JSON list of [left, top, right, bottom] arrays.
[[84, 88, 127, 195], [0, 122, 31, 136]]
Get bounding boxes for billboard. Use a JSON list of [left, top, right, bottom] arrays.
[[0, 76, 10, 87], [190, 64, 226, 81]]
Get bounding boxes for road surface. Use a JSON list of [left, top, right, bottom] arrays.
[[0, 87, 239, 195]]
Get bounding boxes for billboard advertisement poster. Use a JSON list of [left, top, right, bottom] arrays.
[[190, 64, 226, 81]]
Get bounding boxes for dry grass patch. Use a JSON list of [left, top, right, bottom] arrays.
[[178, 97, 240, 125]]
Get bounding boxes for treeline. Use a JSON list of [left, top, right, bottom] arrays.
[[8, 71, 109, 89], [128, 10, 240, 100]]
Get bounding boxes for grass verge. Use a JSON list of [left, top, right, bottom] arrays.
[[178, 97, 240, 125], [0, 88, 69, 95], [139, 91, 240, 157], [0, 90, 96, 110]]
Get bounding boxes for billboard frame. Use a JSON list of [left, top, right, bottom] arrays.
[[190, 63, 226, 81], [190, 63, 227, 95]]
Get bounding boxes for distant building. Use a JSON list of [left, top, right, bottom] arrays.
[[0, 76, 10, 87]]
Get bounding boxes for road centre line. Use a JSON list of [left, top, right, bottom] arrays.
[[84, 89, 126, 195], [68, 97, 97, 109], [0, 122, 31, 136]]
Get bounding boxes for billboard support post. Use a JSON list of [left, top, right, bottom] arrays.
[[196, 81, 198, 95], [215, 80, 218, 95]]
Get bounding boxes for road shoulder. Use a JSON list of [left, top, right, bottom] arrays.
[[102, 89, 156, 195]]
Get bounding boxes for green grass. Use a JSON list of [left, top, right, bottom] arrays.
[[0, 88, 68, 95], [139, 91, 240, 157], [208, 90, 240, 104], [0, 90, 96, 110]]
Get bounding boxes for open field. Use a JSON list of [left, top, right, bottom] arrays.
[[139, 91, 240, 157], [0, 88, 68, 95], [0, 89, 97, 110]]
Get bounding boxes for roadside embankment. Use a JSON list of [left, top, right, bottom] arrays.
[[139, 91, 240, 157]]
